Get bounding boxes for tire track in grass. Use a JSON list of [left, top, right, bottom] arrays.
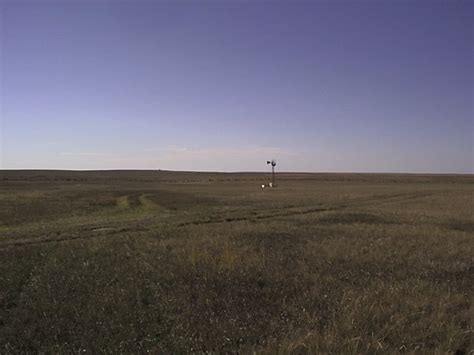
[[0, 222, 153, 249], [0, 191, 435, 248], [116, 193, 157, 210], [116, 196, 130, 209], [177, 191, 434, 227]]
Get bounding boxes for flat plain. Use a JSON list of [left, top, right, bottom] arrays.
[[0, 170, 472, 353]]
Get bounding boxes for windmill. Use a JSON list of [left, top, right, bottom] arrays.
[[266, 159, 276, 187]]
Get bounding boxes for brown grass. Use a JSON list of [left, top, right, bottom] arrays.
[[0, 170, 472, 353]]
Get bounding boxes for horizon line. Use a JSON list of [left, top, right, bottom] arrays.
[[0, 169, 472, 176]]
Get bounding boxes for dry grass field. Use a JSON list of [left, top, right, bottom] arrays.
[[0, 170, 472, 353]]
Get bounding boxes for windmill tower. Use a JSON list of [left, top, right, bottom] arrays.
[[266, 159, 276, 187]]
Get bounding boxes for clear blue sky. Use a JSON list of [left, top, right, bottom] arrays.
[[1, 0, 472, 172]]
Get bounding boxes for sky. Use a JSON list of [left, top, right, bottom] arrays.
[[0, 0, 472, 173]]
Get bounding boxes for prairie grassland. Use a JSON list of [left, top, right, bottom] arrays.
[[0, 170, 472, 353]]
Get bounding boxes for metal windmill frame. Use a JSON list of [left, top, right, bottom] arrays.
[[266, 159, 276, 187]]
